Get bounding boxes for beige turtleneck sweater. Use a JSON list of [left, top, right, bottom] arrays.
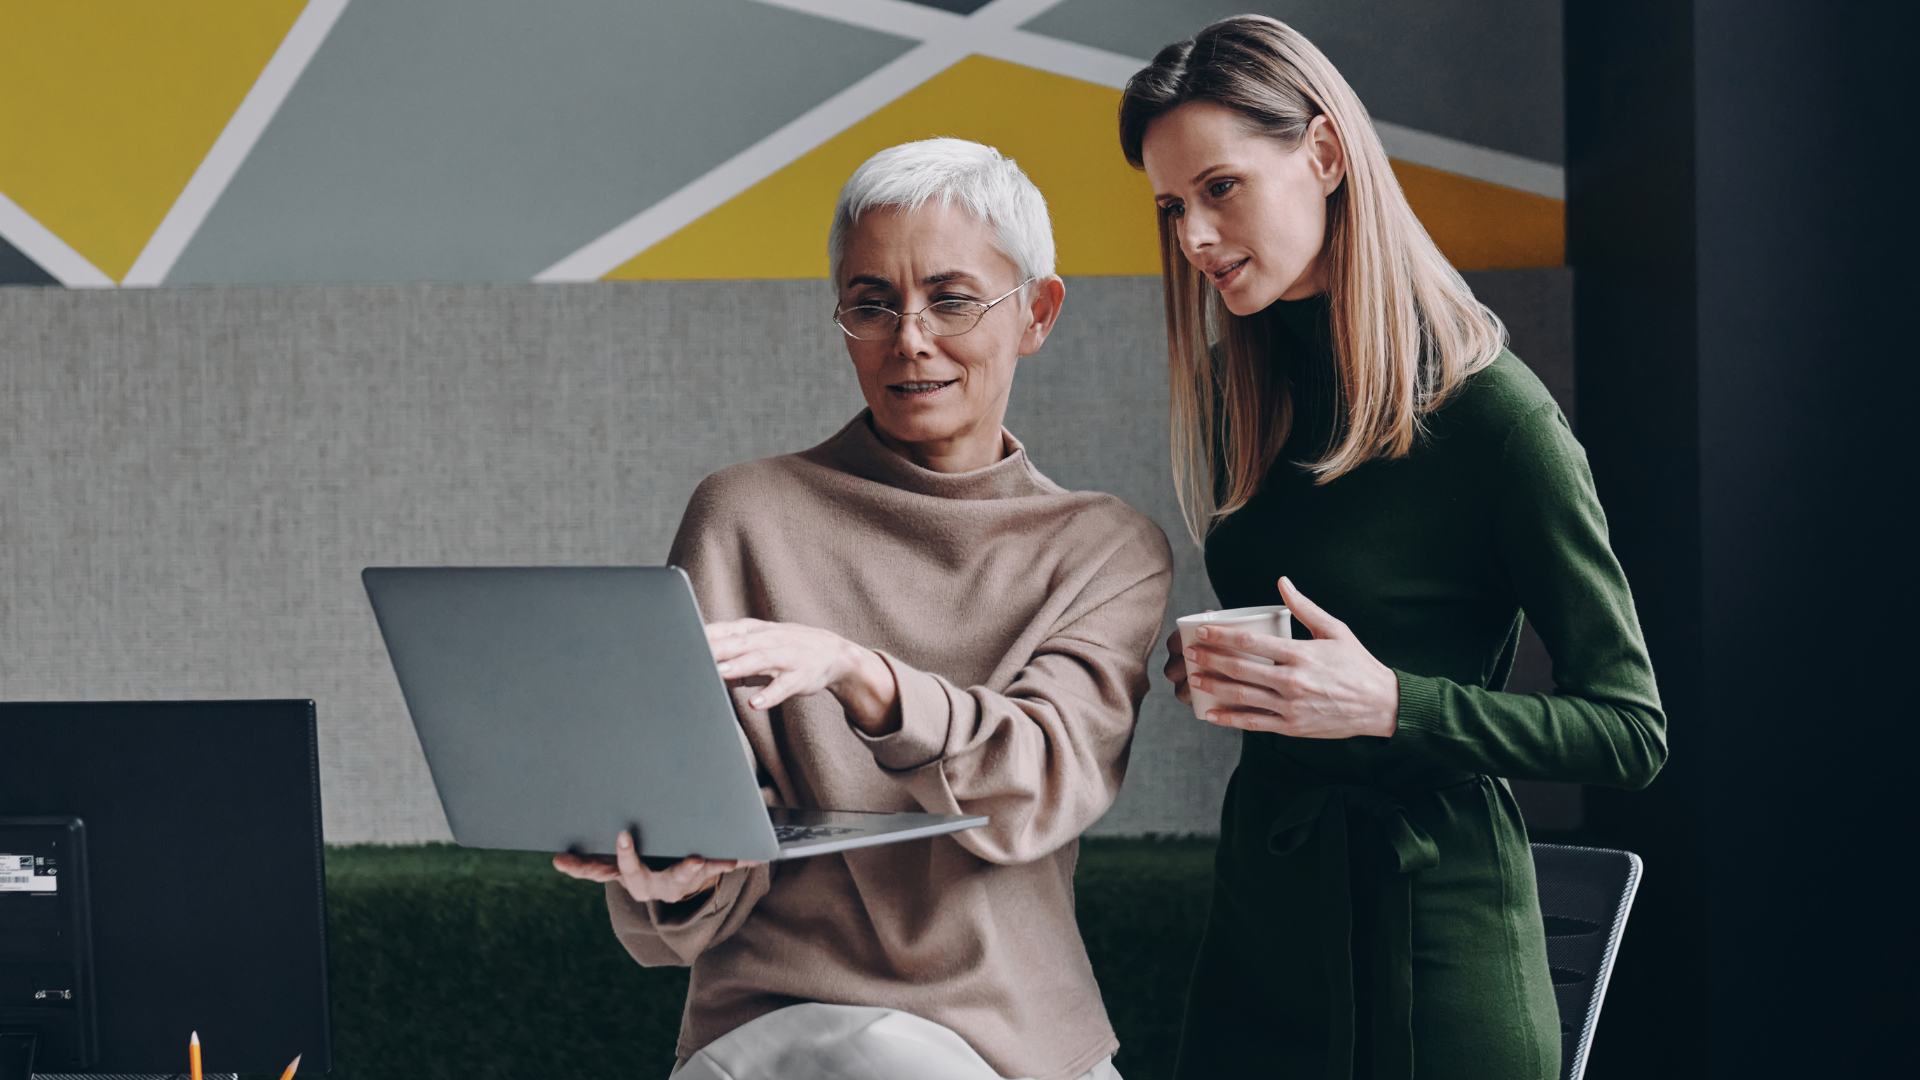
[[605, 412, 1173, 1080]]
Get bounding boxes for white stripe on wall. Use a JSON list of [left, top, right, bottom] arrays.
[[0, 191, 114, 287], [550, 0, 1566, 283], [540, 0, 1075, 283], [761, 0, 1568, 200], [535, 42, 963, 283], [1372, 123, 1566, 199], [121, 0, 353, 287], [984, 30, 1144, 90]]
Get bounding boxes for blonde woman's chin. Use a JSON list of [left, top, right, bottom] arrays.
[[1210, 263, 1309, 317], [1218, 276, 1282, 317]]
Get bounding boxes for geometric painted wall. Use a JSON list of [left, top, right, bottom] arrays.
[[0, 0, 1565, 287]]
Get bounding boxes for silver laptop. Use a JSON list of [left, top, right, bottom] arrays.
[[362, 566, 986, 861]]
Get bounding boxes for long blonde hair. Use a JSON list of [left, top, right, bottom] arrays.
[[1119, 15, 1506, 545]]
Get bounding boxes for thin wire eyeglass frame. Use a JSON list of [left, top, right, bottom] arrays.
[[833, 278, 1037, 340]]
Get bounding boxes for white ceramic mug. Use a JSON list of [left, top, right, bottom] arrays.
[[1175, 605, 1293, 722]]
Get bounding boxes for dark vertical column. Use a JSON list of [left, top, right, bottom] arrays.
[[1691, 1, 1908, 1074], [1564, 2, 1707, 1076], [1568, 1, 1909, 1075]]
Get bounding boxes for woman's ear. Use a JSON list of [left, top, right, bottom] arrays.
[[1306, 114, 1346, 196], [1017, 276, 1067, 357]]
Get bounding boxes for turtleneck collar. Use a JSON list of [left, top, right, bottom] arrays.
[[805, 410, 1052, 501], [1262, 292, 1341, 460], [1268, 291, 1331, 349]]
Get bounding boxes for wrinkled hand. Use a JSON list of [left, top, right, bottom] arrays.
[[706, 618, 867, 712], [1184, 577, 1400, 739], [1162, 627, 1192, 704], [551, 830, 759, 904]]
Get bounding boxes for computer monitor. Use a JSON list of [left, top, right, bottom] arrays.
[[0, 701, 332, 1080]]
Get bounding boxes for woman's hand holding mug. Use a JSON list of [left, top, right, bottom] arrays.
[[1179, 577, 1400, 740]]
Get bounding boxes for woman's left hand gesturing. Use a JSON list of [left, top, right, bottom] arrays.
[[1185, 577, 1401, 739]]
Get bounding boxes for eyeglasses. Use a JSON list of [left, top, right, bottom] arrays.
[[833, 278, 1035, 341]]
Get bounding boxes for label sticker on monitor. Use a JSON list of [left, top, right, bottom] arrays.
[[0, 852, 59, 893]]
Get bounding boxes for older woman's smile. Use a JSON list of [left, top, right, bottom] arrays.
[[887, 378, 959, 399]]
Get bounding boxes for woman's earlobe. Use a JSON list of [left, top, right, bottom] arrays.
[[1317, 144, 1347, 195], [1020, 323, 1050, 355]]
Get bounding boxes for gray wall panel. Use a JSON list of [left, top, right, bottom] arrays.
[[0, 273, 1571, 842], [1024, 0, 1564, 164], [165, 0, 911, 284]]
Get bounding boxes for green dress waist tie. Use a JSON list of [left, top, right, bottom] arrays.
[[1262, 773, 1473, 1079]]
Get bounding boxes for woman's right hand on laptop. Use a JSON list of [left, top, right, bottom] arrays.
[[551, 829, 758, 904]]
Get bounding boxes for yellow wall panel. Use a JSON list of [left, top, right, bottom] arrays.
[[609, 56, 1163, 281], [1394, 161, 1566, 270], [611, 53, 1564, 280], [0, 0, 307, 280]]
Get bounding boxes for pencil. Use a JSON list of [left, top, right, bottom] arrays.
[[276, 1055, 302, 1080], [188, 1032, 202, 1080]]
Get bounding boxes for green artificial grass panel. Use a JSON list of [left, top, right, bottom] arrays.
[[1069, 840, 1215, 1078], [319, 839, 1215, 1080]]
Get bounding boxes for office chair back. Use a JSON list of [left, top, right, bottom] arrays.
[[1531, 843, 1643, 1080]]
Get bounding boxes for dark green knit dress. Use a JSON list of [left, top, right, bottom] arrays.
[[1172, 296, 1666, 1080]]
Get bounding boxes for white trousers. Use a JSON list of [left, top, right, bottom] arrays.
[[670, 1003, 1122, 1080]]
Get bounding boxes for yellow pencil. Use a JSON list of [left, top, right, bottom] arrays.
[[276, 1055, 302, 1080], [188, 1032, 202, 1080]]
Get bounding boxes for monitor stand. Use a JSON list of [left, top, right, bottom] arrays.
[[0, 1034, 33, 1080], [2, 1032, 228, 1080]]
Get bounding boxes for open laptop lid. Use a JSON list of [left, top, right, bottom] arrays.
[[363, 566, 783, 861]]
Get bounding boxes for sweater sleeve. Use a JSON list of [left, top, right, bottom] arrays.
[[851, 520, 1174, 864], [597, 473, 777, 966], [603, 864, 773, 967], [1388, 403, 1668, 788]]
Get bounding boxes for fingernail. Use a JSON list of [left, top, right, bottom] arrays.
[[617, 833, 630, 849], [1198, 626, 1212, 640], [716, 661, 732, 674], [750, 695, 766, 708], [1184, 648, 1197, 661]]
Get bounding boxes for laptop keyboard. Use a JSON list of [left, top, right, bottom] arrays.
[[774, 824, 861, 842]]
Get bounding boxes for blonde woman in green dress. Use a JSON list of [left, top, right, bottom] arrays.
[[1118, 15, 1667, 1079]]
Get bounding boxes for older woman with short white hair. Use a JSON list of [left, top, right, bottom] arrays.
[[555, 138, 1173, 1080]]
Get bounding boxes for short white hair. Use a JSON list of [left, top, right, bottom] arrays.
[[827, 138, 1056, 287]]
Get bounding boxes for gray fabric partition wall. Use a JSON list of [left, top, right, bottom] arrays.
[[0, 271, 1572, 842]]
